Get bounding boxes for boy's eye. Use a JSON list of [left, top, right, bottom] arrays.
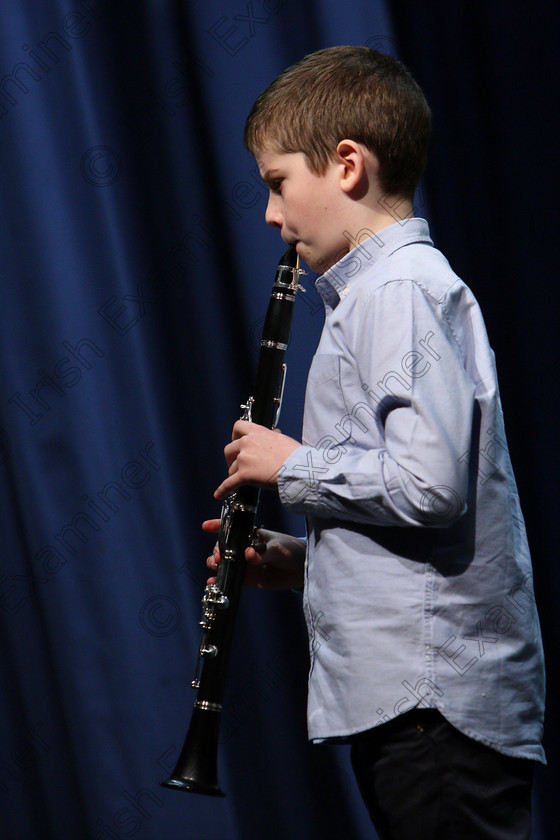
[[269, 178, 283, 194]]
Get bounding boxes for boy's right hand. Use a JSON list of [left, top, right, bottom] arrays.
[[202, 519, 305, 590]]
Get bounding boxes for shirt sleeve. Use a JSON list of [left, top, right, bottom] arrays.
[[277, 278, 477, 528]]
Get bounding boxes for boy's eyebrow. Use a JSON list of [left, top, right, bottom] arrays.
[[259, 167, 280, 183]]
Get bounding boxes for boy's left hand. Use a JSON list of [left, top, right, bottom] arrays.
[[214, 419, 301, 499]]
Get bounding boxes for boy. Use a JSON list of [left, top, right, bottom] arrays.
[[206, 46, 545, 839]]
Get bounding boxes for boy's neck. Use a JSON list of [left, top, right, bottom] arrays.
[[343, 146, 415, 236], [347, 193, 415, 241]]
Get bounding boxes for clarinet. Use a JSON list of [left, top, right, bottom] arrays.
[[161, 245, 304, 796]]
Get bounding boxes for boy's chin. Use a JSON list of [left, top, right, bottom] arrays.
[[293, 245, 326, 274], [303, 242, 352, 274], [307, 253, 342, 274]]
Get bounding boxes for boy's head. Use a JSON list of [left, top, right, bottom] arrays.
[[244, 46, 431, 202]]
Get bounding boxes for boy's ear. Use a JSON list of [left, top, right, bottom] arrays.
[[336, 140, 377, 195]]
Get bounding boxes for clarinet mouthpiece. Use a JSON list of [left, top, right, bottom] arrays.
[[279, 244, 298, 268]]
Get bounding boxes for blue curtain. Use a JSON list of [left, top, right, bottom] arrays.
[[1, 2, 557, 839]]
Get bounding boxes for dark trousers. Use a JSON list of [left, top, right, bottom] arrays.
[[350, 709, 534, 840]]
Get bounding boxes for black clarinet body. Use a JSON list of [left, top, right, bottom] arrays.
[[161, 246, 303, 796]]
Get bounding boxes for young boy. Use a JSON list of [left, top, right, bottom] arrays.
[[206, 46, 545, 839]]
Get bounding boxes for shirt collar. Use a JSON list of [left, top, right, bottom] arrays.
[[315, 218, 433, 309]]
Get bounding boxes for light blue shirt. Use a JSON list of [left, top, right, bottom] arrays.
[[278, 219, 545, 761]]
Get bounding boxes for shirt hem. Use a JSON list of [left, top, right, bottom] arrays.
[[308, 707, 546, 764]]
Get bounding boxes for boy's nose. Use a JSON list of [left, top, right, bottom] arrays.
[[265, 194, 283, 228]]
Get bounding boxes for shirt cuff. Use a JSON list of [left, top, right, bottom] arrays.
[[277, 445, 324, 514]]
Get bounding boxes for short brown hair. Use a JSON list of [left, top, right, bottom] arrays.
[[244, 46, 431, 200]]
